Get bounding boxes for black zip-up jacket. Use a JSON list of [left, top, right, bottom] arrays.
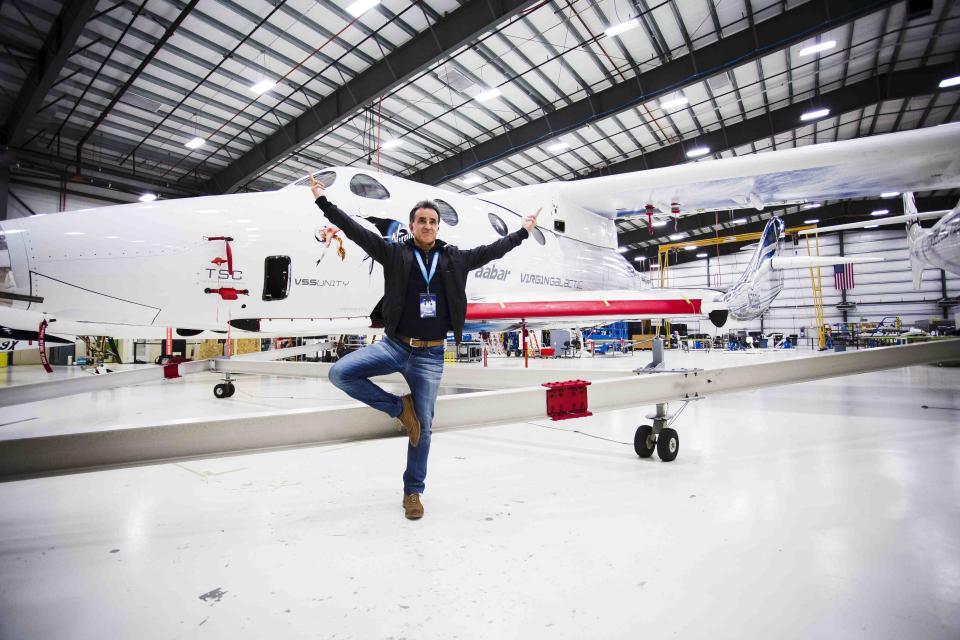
[[315, 195, 529, 343]]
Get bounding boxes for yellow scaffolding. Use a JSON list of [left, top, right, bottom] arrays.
[[804, 232, 827, 349]]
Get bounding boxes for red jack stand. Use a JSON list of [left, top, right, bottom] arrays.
[[542, 379, 592, 421]]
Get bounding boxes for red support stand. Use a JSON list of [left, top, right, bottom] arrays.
[[542, 379, 592, 421]]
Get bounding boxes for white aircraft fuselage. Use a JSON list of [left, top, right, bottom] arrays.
[[0, 167, 725, 340]]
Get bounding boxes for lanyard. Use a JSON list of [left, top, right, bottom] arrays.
[[414, 248, 439, 293]]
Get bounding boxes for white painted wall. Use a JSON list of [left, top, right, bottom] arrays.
[[650, 228, 959, 335], [7, 183, 127, 218]]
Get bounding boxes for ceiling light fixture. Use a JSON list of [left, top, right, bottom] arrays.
[[696, 252, 708, 258], [617, 247, 629, 253], [605, 18, 640, 38], [659, 95, 689, 110], [547, 142, 569, 152], [804, 218, 820, 224], [250, 79, 275, 95], [462, 174, 483, 186], [634, 256, 646, 262], [881, 192, 900, 198], [938, 75, 960, 89], [474, 88, 502, 102], [185, 137, 205, 150], [686, 146, 710, 158], [800, 108, 830, 121], [684, 245, 697, 251], [652, 220, 667, 227], [871, 209, 889, 216], [802, 203, 822, 209], [732, 218, 747, 224], [139, 193, 157, 202], [798, 40, 836, 57], [864, 224, 879, 228], [346, 0, 380, 17], [381, 139, 403, 150], [669, 233, 685, 240]]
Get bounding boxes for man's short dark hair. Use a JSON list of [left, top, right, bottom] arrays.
[[409, 200, 440, 223]]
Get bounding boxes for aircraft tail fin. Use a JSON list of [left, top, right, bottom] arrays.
[[903, 192, 926, 288]]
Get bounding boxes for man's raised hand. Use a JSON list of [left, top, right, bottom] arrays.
[[309, 172, 325, 200], [523, 207, 541, 232]]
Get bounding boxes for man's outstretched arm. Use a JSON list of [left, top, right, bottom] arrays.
[[462, 208, 541, 270], [311, 175, 389, 264]]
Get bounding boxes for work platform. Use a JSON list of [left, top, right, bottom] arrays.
[[1, 346, 959, 638]]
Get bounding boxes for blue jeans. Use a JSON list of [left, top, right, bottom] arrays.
[[328, 335, 445, 495]]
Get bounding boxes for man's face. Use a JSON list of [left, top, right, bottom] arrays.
[[409, 208, 440, 245]]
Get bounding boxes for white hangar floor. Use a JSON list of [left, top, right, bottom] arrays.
[[1, 348, 958, 639]]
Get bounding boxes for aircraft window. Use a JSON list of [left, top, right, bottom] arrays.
[[263, 255, 291, 301], [529, 225, 545, 246], [433, 199, 459, 226], [488, 212, 507, 237], [294, 171, 336, 188], [349, 174, 390, 200]]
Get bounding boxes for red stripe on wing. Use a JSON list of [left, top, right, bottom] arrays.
[[466, 298, 702, 320]]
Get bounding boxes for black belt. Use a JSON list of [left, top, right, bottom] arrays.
[[390, 334, 446, 348]]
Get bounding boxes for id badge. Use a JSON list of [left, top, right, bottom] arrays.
[[419, 293, 437, 318]]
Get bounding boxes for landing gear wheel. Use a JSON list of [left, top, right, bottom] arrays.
[[657, 427, 679, 462], [214, 383, 229, 399], [225, 382, 236, 397], [633, 425, 656, 458]]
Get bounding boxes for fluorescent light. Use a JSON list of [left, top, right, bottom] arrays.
[[686, 146, 710, 158], [474, 88, 501, 102], [634, 256, 646, 262], [804, 218, 820, 224], [64, 231, 84, 236], [652, 220, 667, 227], [547, 142, 569, 152], [669, 233, 685, 240], [732, 218, 747, 224], [659, 95, 689, 110], [800, 108, 830, 121], [617, 247, 629, 253], [139, 193, 157, 202], [346, 0, 380, 17], [802, 203, 822, 209], [185, 137, 205, 149], [939, 75, 960, 89], [250, 79, 275, 95], [864, 224, 879, 228], [381, 139, 403, 150], [462, 174, 482, 186], [881, 192, 900, 198], [605, 18, 640, 38], [799, 40, 836, 57], [871, 209, 889, 216], [684, 245, 697, 251], [696, 252, 708, 258]]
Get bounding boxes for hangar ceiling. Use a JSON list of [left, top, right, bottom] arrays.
[[0, 0, 958, 266]]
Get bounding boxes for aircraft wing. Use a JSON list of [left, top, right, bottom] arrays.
[[556, 124, 960, 218]]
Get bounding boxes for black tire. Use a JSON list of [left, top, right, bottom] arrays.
[[657, 427, 679, 462], [214, 383, 228, 399], [633, 425, 656, 458], [225, 383, 236, 397]]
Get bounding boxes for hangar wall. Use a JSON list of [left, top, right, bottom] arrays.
[[658, 228, 959, 335], [6, 183, 126, 218]]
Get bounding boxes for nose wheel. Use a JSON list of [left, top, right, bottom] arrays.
[[213, 372, 236, 399]]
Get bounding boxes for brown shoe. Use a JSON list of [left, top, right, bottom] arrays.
[[403, 493, 424, 520], [398, 394, 420, 448]]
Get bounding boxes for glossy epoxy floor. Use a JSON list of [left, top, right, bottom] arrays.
[[1, 348, 958, 639]]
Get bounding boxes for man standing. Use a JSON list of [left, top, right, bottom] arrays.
[[310, 175, 539, 520]]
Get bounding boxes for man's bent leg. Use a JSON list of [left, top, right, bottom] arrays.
[[328, 339, 405, 417], [400, 346, 445, 495]]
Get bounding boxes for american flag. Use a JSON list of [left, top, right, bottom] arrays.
[[834, 263, 855, 290]]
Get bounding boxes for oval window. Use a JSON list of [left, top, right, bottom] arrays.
[[434, 198, 459, 226], [295, 170, 336, 187], [488, 212, 507, 237], [349, 173, 390, 200]]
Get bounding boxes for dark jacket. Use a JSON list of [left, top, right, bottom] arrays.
[[315, 195, 528, 343]]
